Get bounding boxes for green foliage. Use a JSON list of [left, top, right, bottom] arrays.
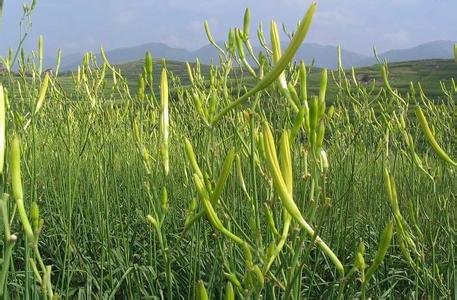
[[0, 2, 455, 299]]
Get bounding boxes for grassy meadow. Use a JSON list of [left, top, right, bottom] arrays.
[[0, 3, 456, 299]]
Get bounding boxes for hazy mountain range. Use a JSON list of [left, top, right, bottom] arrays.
[[49, 40, 456, 71]]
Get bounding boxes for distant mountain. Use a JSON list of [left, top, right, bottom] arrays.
[[294, 43, 367, 69], [189, 44, 221, 64], [60, 42, 192, 71], [58, 42, 367, 71], [57, 40, 457, 72], [360, 40, 456, 66]]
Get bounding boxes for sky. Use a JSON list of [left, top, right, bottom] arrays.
[[0, 0, 456, 58]]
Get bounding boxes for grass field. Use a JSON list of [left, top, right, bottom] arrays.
[[0, 3, 456, 299]]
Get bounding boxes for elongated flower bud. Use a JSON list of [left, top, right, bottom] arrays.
[[365, 221, 393, 282], [31, 201, 43, 236], [299, 61, 308, 103], [383, 167, 394, 210], [270, 20, 282, 64], [191, 91, 207, 120], [204, 21, 225, 55], [186, 62, 194, 84], [290, 105, 306, 142], [160, 68, 170, 176], [382, 65, 406, 105], [279, 131, 293, 194], [100, 47, 110, 66], [243, 8, 250, 38], [35, 73, 50, 114], [55, 49, 61, 77], [10, 136, 34, 242], [358, 241, 366, 256], [415, 106, 456, 167], [194, 176, 215, 220], [235, 29, 246, 60], [263, 125, 303, 224], [77, 66, 81, 84], [327, 105, 335, 119], [146, 215, 158, 229], [257, 22, 271, 53], [184, 138, 203, 179], [137, 75, 145, 101], [337, 45, 342, 69], [161, 187, 168, 215], [31, 202, 39, 228], [145, 51, 153, 78], [320, 149, 329, 170], [0, 85, 5, 175], [235, 155, 247, 193], [224, 282, 234, 300], [270, 20, 288, 90], [355, 241, 366, 270], [10, 136, 23, 201], [38, 35, 43, 76], [211, 149, 235, 204], [263, 203, 279, 235], [140, 146, 152, 175], [228, 29, 236, 56], [309, 96, 319, 131], [208, 91, 217, 121], [204, 21, 216, 46], [316, 123, 325, 149], [196, 280, 209, 300], [318, 69, 327, 118], [287, 83, 300, 111], [251, 265, 264, 291], [351, 67, 358, 87]]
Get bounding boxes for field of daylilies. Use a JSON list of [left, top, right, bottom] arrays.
[[0, 2, 456, 299]]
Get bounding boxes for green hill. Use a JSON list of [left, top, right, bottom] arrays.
[[56, 58, 456, 101], [346, 59, 457, 98]]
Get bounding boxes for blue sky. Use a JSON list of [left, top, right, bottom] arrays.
[[0, 0, 456, 57]]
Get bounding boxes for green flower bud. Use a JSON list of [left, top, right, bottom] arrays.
[[161, 187, 168, 215], [365, 221, 394, 282], [145, 51, 153, 78], [299, 61, 308, 102], [35, 73, 50, 114], [318, 69, 327, 118], [211, 149, 235, 204], [0, 85, 5, 175], [137, 75, 145, 101], [160, 68, 170, 176], [224, 282, 235, 300], [186, 62, 194, 84], [309, 96, 319, 131], [31, 201, 40, 231], [415, 105, 456, 167], [243, 8, 251, 38], [10, 136, 34, 242], [38, 35, 43, 76], [196, 280, 209, 300]]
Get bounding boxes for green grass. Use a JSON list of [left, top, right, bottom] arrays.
[[0, 5, 456, 299]]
